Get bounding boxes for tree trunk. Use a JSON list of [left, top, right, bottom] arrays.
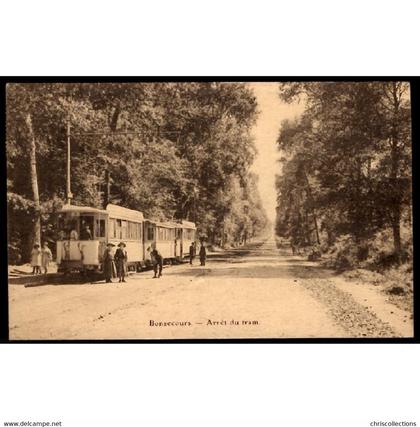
[[389, 82, 402, 259], [25, 112, 41, 250], [390, 147, 402, 259], [302, 165, 321, 244], [392, 208, 401, 254]]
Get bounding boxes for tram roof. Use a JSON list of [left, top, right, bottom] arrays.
[[59, 204, 107, 214], [106, 204, 144, 222], [146, 219, 177, 228], [146, 219, 196, 229], [179, 220, 196, 229]]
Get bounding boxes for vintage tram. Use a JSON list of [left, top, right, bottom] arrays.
[[56, 203, 197, 274]]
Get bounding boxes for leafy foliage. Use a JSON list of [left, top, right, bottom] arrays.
[[275, 82, 412, 269], [6, 83, 268, 263]]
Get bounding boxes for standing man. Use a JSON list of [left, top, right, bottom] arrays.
[[80, 224, 92, 240], [199, 242, 207, 266], [150, 247, 163, 278], [114, 242, 128, 283], [41, 241, 53, 274], [189, 242, 195, 265]]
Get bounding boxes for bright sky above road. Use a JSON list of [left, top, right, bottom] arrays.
[[250, 82, 305, 223]]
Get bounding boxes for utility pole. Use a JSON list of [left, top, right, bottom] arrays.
[[66, 118, 73, 204], [104, 169, 110, 207]]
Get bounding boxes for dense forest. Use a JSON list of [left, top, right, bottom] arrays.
[[275, 82, 412, 270], [6, 83, 269, 264]]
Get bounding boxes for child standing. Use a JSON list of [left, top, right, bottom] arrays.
[[31, 244, 42, 274]]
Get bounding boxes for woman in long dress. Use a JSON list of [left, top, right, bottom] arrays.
[[41, 242, 53, 274], [30, 244, 42, 274], [103, 243, 116, 283]]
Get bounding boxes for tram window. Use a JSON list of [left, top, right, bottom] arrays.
[[138, 223, 142, 240], [95, 219, 106, 238], [109, 219, 115, 238], [80, 215, 94, 240], [147, 226, 154, 241], [116, 219, 122, 239], [99, 219, 106, 237], [185, 229, 194, 240], [121, 220, 127, 239], [129, 221, 138, 240]]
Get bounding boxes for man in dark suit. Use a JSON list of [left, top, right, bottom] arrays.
[[114, 242, 128, 283]]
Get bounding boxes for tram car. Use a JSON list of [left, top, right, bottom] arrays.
[[56, 203, 197, 274]]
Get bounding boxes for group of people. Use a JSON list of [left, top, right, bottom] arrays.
[[103, 241, 208, 283], [102, 242, 128, 283], [30, 242, 53, 274], [102, 243, 164, 283], [189, 241, 207, 266], [32, 237, 207, 281]]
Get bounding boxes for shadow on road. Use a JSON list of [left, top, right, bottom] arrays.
[[165, 261, 332, 280]]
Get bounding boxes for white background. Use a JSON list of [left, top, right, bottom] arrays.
[[1, 1, 419, 426]]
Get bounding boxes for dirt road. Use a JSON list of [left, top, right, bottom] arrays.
[[8, 238, 413, 340]]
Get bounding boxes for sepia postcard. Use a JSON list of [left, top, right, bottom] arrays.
[[4, 79, 415, 341]]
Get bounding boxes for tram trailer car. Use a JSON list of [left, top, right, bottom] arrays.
[[106, 204, 145, 271]]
